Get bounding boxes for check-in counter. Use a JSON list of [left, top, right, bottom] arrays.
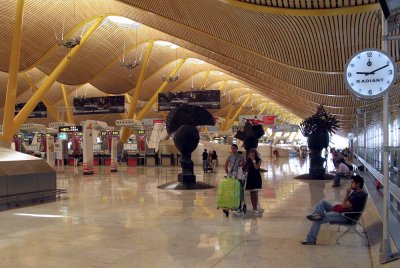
[[137, 154, 146, 166], [176, 154, 181, 166], [0, 148, 56, 201], [146, 154, 158, 166], [103, 154, 111, 166], [160, 153, 174, 166], [93, 155, 100, 166], [68, 156, 75, 166], [127, 154, 137, 166]]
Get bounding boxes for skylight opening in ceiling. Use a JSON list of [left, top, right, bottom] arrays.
[[212, 71, 224, 75], [106, 16, 141, 29], [187, 58, 206, 65], [154, 40, 178, 49]]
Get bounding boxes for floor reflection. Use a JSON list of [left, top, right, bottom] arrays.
[[0, 157, 371, 267]]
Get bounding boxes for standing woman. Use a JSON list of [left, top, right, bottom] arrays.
[[246, 148, 262, 214], [211, 150, 218, 173]]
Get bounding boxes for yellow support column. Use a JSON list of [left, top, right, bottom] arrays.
[[202, 70, 210, 89], [125, 93, 132, 104], [22, 73, 58, 121], [129, 41, 154, 118], [2, 0, 25, 143], [10, 17, 104, 137], [223, 94, 252, 131], [218, 80, 227, 91], [120, 41, 154, 143], [61, 84, 74, 124], [221, 105, 235, 131], [291, 131, 299, 143], [135, 59, 186, 121], [258, 103, 268, 115]]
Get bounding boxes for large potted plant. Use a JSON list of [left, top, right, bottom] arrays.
[[299, 105, 339, 179]]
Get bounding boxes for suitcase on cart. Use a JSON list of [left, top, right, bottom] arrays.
[[217, 178, 241, 212]]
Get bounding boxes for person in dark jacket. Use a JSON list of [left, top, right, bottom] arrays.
[[245, 148, 262, 215]]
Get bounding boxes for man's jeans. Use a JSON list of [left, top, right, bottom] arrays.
[[202, 160, 208, 172], [333, 172, 346, 185], [306, 200, 348, 243]]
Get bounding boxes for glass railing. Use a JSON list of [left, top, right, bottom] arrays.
[[355, 146, 400, 217]]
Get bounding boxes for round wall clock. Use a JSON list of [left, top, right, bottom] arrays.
[[344, 48, 397, 100]]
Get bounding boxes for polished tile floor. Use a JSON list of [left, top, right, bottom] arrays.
[[0, 157, 371, 267]]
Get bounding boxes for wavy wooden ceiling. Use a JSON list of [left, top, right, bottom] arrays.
[[238, 0, 378, 9], [0, 0, 399, 133]]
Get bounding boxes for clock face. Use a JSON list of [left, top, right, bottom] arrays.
[[344, 49, 397, 100]]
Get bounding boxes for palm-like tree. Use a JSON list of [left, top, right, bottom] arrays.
[[300, 105, 339, 179]]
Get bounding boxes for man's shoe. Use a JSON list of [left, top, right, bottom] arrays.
[[300, 240, 316, 245], [306, 213, 322, 221]]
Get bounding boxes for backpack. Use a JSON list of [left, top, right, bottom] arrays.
[[346, 163, 353, 171]]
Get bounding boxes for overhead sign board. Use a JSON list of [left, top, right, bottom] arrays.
[[158, 90, 220, 111], [142, 118, 165, 128], [115, 119, 142, 128], [20, 123, 46, 131], [73, 95, 125, 115], [49, 122, 73, 128], [271, 124, 299, 133], [58, 126, 82, 133], [15, 102, 47, 118], [239, 115, 275, 126]]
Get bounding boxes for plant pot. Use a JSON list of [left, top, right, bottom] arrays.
[[307, 131, 329, 179]]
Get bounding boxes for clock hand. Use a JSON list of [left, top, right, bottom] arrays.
[[365, 64, 389, 75], [356, 72, 370, 75]]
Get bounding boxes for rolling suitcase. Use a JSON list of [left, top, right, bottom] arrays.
[[217, 178, 241, 211]]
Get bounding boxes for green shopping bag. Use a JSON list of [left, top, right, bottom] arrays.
[[217, 178, 241, 209]]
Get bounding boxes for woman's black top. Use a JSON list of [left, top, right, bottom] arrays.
[[245, 158, 262, 190]]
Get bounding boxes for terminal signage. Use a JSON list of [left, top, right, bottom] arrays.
[[100, 131, 119, 137], [158, 90, 220, 111], [263, 116, 275, 125], [73, 95, 125, 115], [15, 102, 47, 118], [137, 130, 145, 135], [239, 115, 275, 126], [58, 133, 68, 140], [271, 124, 299, 133], [142, 118, 165, 128], [58, 126, 82, 133]]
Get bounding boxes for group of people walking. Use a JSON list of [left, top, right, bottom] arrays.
[[202, 149, 218, 173]]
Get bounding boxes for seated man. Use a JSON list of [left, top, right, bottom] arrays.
[[332, 158, 350, 187], [301, 175, 366, 245]]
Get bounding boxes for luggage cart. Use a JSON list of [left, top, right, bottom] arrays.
[[217, 173, 247, 217]]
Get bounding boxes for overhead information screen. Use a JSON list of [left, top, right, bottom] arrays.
[[58, 126, 82, 133]]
